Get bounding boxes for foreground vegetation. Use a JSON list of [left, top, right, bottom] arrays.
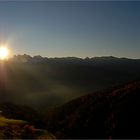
[[0, 116, 55, 139]]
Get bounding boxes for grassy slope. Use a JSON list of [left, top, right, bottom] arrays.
[[0, 116, 55, 139]]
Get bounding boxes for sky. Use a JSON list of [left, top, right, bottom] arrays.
[[0, 1, 140, 58]]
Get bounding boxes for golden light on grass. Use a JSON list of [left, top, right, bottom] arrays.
[[0, 46, 9, 60]]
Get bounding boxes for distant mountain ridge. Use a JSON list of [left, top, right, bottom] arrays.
[[10, 55, 140, 63]]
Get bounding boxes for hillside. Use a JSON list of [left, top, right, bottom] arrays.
[[0, 103, 45, 128], [45, 80, 140, 139], [0, 103, 56, 139]]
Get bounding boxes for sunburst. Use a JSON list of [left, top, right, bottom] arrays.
[[0, 46, 9, 60]]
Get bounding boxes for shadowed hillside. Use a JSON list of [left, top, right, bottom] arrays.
[[45, 80, 140, 139]]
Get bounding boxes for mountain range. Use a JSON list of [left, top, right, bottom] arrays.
[[0, 55, 139, 109], [0, 55, 140, 138]]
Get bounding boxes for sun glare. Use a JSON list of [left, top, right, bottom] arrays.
[[0, 46, 9, 60]]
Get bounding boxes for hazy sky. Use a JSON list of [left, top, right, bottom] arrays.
[[0, 1, 140, 58]]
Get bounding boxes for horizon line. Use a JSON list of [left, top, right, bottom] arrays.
[[9, 54, 140, 60]]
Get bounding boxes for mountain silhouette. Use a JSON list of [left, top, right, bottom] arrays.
[[0, 55, 139, 109]]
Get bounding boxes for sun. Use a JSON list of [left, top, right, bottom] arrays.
[[0, 46, 9, 60]]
